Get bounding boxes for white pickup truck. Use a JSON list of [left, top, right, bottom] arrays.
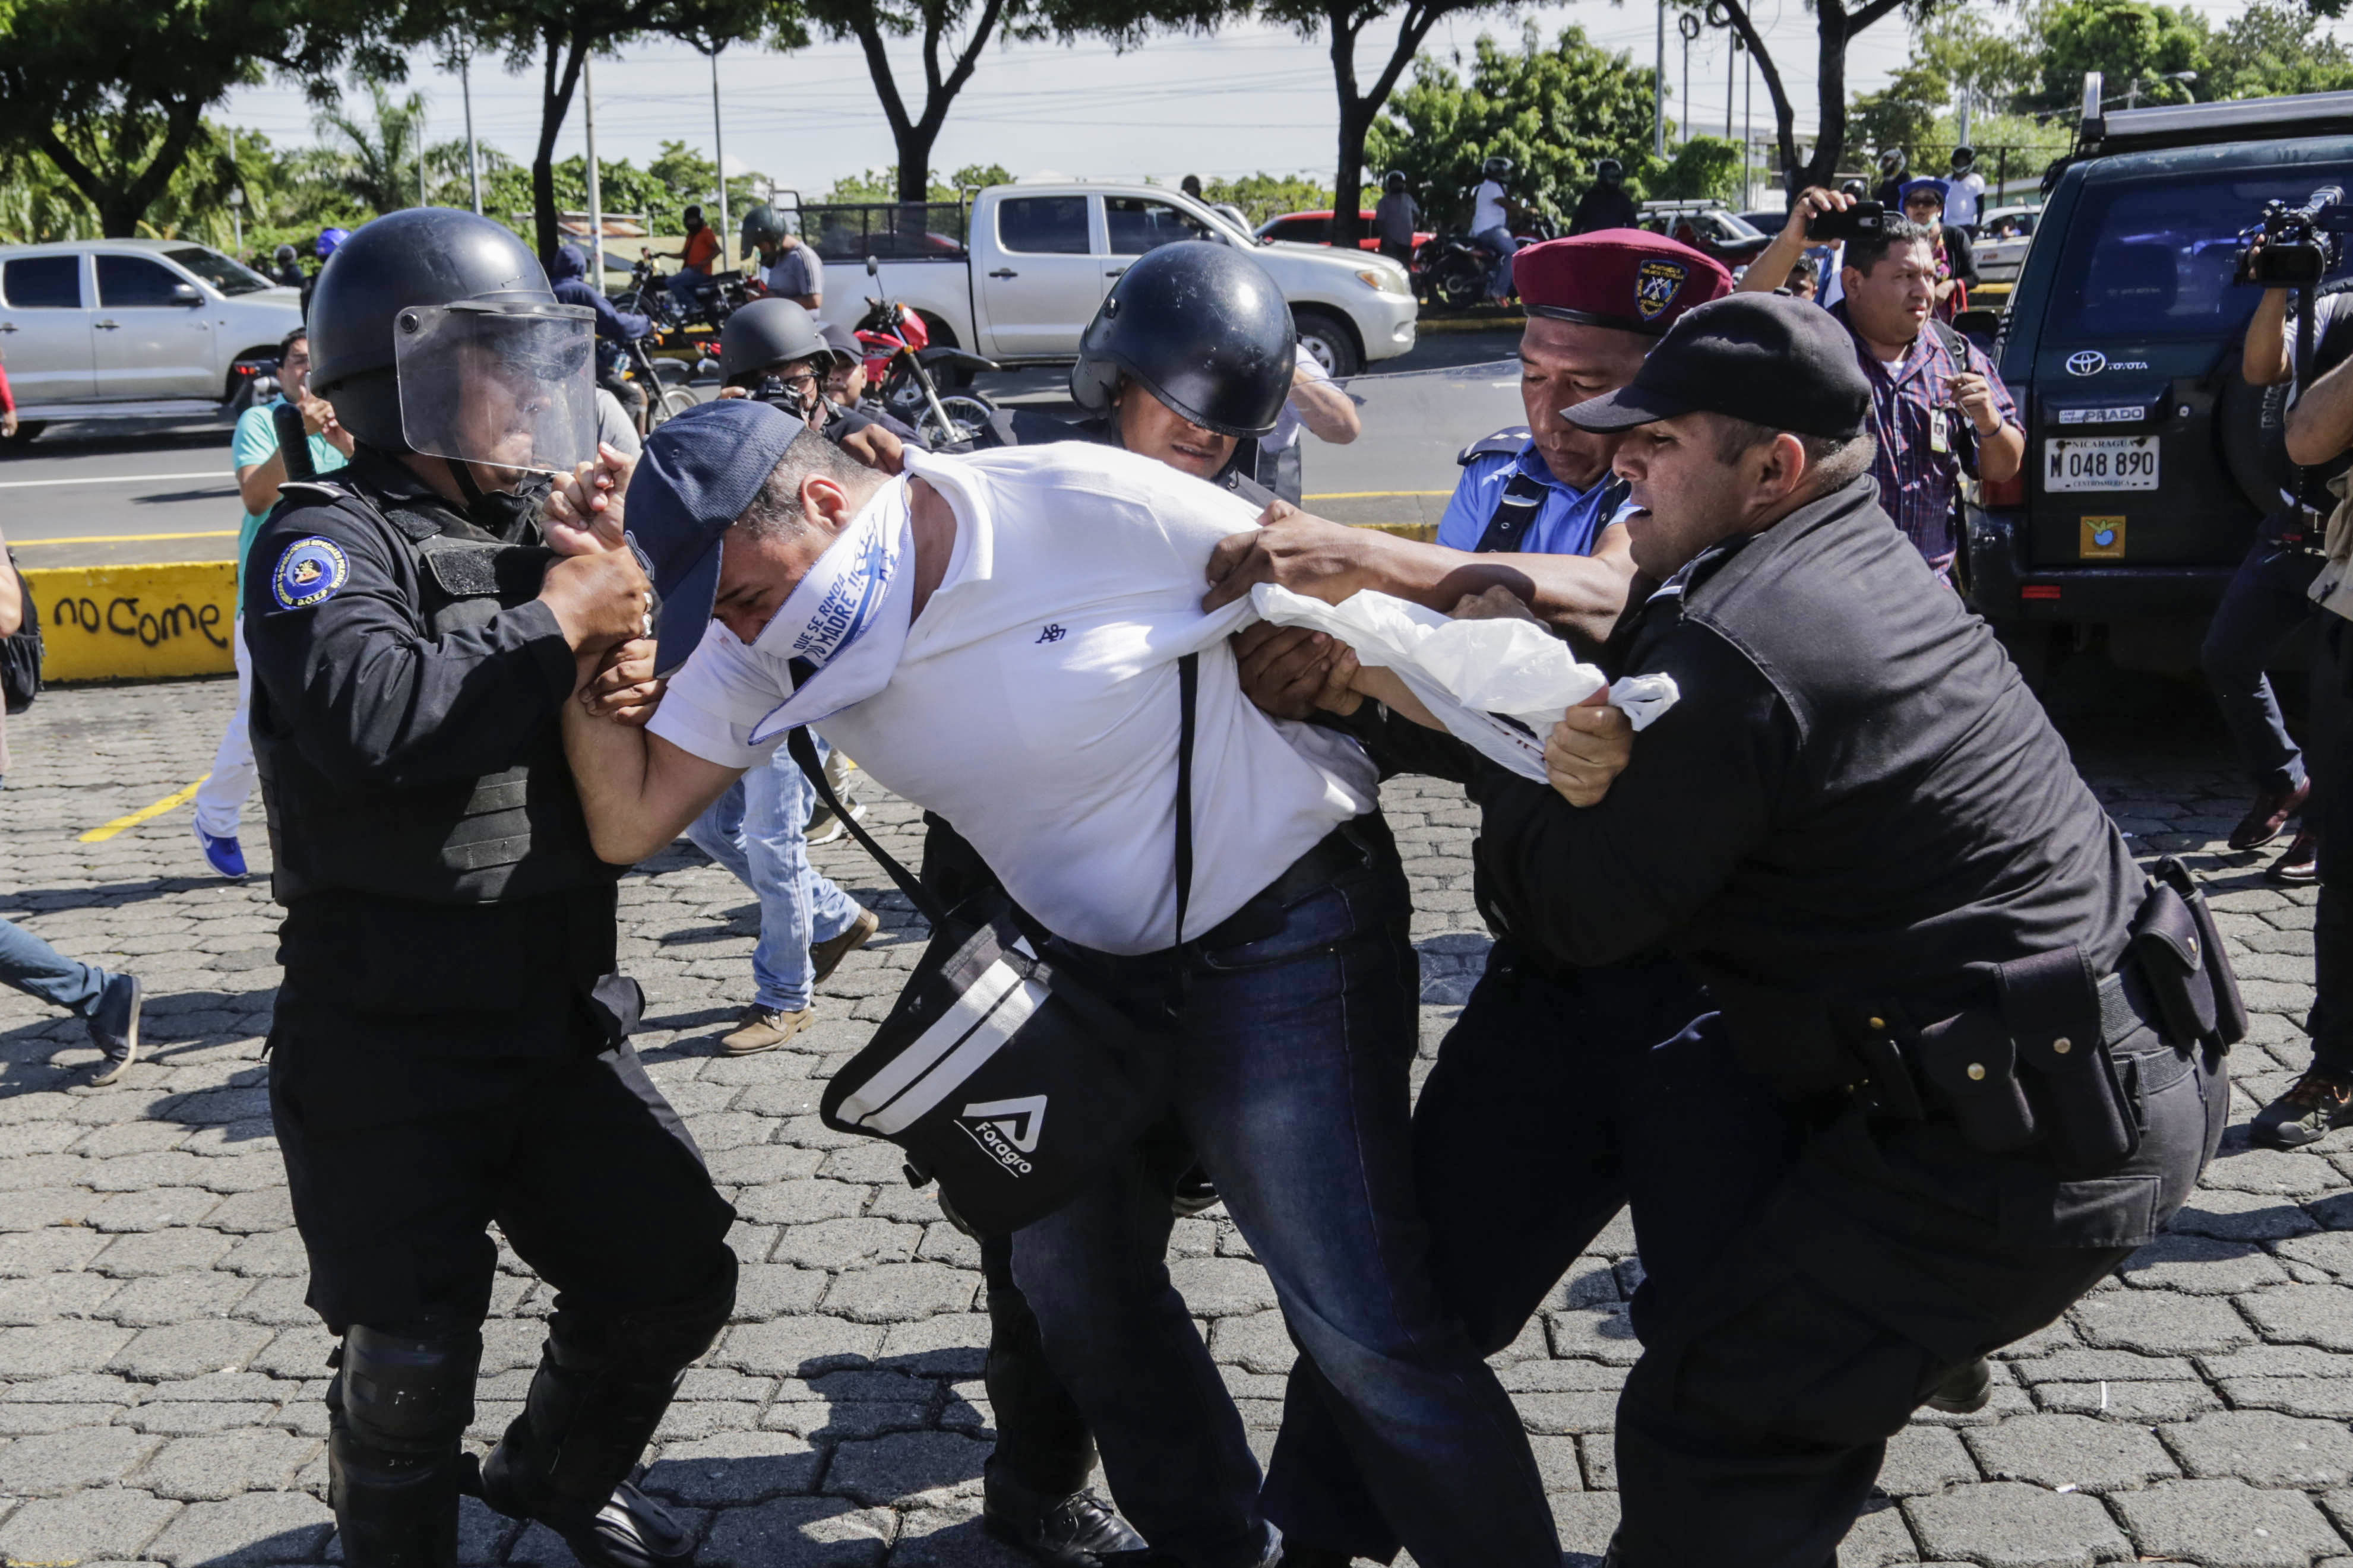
[[795, 182, 1418, 378]]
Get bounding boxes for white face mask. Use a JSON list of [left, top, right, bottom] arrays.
[[745, 481, 916, 744]]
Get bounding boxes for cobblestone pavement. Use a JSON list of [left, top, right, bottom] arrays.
[[0, 673, 2346, 1568]]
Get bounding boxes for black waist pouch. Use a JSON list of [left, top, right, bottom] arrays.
[[788, 655, 1201, 1238], [2136, 856, 2247, 1051]]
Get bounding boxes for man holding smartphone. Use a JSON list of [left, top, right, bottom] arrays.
[[1742, 187, 2023, 581]]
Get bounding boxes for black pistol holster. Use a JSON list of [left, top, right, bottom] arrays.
[[1843, 857, 2244, 1176]]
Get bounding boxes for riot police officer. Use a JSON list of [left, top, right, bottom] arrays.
[[976, 239, 1283, 506], [716, 296, 915, 449], [248, 207, 738, 1568], [1567, 157, 1639, 235], [929, 239, 1296, 1565]]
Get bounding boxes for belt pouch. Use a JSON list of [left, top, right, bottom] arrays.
[[2001, 946, 2139, 1174], [2152, 856, 2248, 1047], [2126, 883, 2216, 1046], [1909, 1009, 2038, 1151]]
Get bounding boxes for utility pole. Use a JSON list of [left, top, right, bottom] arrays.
[[1725, 30, 1735, 140], [1653, 0, 1666, 159], [710, 49, 729, 256], [584, 55, 606, 285], [1742, 46, 1753, 206], [1678, 14, 1700, 147], [462, 53, 482, 214], [228, 128, 243, 255]]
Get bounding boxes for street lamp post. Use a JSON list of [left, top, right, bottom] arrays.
[[584, 55, 606, 285], [1654, 0, 1666, 159], [1677, 12, 1701, 147], [710, 50, 729, 261], [462, 53, 482, 215]]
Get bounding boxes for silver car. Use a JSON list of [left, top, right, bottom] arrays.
[[0, 238, 303, 441], [1973, 205, 2042, 290]]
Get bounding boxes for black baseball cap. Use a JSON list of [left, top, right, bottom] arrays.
[[817, 320, 861, 366], [625, 398, 804, 677], [1563, 292, 1870, 441]]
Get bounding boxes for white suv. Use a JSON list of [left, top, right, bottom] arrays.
[[0, 239, 303, 443]]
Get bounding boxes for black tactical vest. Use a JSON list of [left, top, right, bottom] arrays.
[[252, 482, 621, 907]]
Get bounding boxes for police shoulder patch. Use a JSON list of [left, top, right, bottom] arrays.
[[271, 536, 350, 611]]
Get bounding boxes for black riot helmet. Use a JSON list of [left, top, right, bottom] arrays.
[[308, 207, 595, 473], [1597, 157, 1624, 185], [1384, 170, 1408, 195], [1069, 240, 1294, 439], [741, 202, 787, 259], [273, 242, 298, 268], [719, 297, 828, 385]]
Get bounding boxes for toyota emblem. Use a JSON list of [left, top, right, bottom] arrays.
[[2066, 350, 2107, 377]]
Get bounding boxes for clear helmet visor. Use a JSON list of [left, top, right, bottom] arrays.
[[393, 302, 597, 476]]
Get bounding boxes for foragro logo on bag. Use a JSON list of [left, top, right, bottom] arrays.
[[958, 1095, 1046, 1176]]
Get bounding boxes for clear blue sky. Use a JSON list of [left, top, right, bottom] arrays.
[[214, 0, 2315, 201]]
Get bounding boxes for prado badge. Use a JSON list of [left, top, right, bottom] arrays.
[[271, 537, 350, 610]]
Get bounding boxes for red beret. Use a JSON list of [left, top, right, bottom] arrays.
[[1514, 229, 1732, 337]]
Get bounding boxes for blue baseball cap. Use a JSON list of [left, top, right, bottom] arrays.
[[625, 398, 804, 677]]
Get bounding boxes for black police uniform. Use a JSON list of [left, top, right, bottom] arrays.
[[246, 448, 737, 1568], [1568, 181, 1639, 236], [1456, 475, 2223, 1564]]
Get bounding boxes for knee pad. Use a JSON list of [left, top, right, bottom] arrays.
[[337, 1326, 482, 1456]]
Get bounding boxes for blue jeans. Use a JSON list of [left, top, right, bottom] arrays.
[[1475, 226, 1520, 299], [0, 778, 110, 1018], [1010, 826, 1558, 1568], [2202, 525, 2329, 793], [684, 740, 859, 1013], [667, 266, 710, 313]]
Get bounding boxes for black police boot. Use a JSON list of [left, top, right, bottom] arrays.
[[1924, 1355, 1994, 1415], [475, 1271, 733, 1568], [327, 1327, 482, 1568], [981, 1468, 1143, 1564]]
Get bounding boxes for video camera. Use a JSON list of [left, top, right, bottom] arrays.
[[1805, 201, 1887, 244], [2237, 186, 2353, 287]]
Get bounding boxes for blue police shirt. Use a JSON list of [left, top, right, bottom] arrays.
[[1436, 436, 1627, 557]]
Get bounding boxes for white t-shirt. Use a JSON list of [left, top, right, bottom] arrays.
[[1473, 180, 1508, 234], [1946, 172, 1985, 229], [649, 443, 1378, 955], [1262, 343, 1330, 454]]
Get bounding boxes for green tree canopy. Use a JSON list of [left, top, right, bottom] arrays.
[[2029, 0, 2207, 110], [1366, 23, 1664, 229], [0, 0, 392, 237]]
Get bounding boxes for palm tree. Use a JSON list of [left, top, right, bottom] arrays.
[[314, 81, 431, 215]]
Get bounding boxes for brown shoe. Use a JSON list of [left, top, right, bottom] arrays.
[[2270, 828, 2321, 885], [720, 1004, 814, 1056], [2231, 779, 2310, 851], [811, 905, 879, 986]]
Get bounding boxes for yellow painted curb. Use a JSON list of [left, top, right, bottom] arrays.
[[1358, 522, 1438, 543], [24, 561, 237, 683]]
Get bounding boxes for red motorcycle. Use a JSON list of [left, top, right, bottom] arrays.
[[854, 258, 998, 446]]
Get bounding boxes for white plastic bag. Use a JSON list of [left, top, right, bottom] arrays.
[[1250, 583, 1680, 783]]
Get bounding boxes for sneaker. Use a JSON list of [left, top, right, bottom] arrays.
[[194, 825, 248, 879], [1923, 1355, 1993, 1414], [811, 906, 880, 986], [2231, 780, 2310, 851], [981, 1471, 1144, 1565], [2270, 828, 2321, 885], [86, 973, 142, 1085], [805, 799, 867, 847], [1171, 1162, 1222, 1218], [2254, 1067, 2353, 1148], [720, 1003, 814, 1056]]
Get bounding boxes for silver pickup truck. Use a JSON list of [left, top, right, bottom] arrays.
[[0, 239, 304, 444]]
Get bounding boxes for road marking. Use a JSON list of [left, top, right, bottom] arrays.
[[80, 776, 209, 843], [1302, 490, 1452, 500], [10, 530, 239, 547], [0, 471, 223, 490]]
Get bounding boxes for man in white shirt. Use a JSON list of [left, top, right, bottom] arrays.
[[1472, 156, 1522, 305], [550, 400, 1631, 1568], [1944, 147, 1986, 231]]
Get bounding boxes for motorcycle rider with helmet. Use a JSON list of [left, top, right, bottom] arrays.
[[246, 206, 736, 1568], [1374, 170, 1419, 271], [548, 242, 653, 431], [739, 202, 823, 311], [1568, 156, 1639, 235], [271, 242, 306, 292], [1472, 154, 1521, 303]]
